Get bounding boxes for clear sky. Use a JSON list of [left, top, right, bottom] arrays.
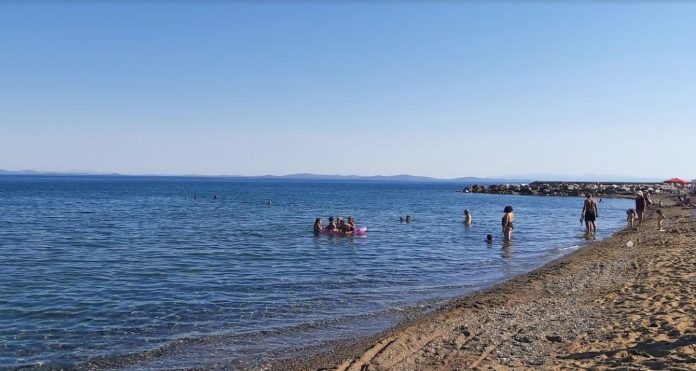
[[2, 1, 695, 180]]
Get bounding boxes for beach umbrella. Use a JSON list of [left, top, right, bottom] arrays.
[[664, 177, 690, 185]]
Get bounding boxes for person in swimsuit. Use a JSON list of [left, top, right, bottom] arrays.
[[463, 209, 472, 226], [326, 217, 337, 231], [635, 191, 646, 227], [313, 218, 323, 235], [581, 193, 598, 234], [338, 218, 353, 233], [502, 206, 514, 241], [347, 216, 356, 230]]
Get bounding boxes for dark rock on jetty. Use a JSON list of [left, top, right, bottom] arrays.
[[458, 181, 675, 197]]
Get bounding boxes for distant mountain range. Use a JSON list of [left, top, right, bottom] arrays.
[[0, 169, 530, 183], [253, 173, 533, 183], [0, 169, 673, 183]]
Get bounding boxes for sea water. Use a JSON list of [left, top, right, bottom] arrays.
[[0, 176, 633, 369]]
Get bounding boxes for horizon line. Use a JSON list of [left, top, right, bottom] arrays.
[[0, 169, 678, 183]]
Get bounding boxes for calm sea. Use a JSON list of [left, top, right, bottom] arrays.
[[0, 176, 633, 369]]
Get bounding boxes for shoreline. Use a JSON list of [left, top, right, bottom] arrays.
[[267, 194, 696, 370]]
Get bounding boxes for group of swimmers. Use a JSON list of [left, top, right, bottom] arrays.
[[313, 216, 357, 234], [458, 206, 515, 242], [314, 191, 672, 241]]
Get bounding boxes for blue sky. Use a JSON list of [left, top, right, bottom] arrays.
[[1, 2, 695, 180]]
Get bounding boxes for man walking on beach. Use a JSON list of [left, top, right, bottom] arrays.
[[582, 193, 598, 235]]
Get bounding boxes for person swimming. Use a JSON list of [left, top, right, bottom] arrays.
[[326, 217, 337, 231], [313, 218, 323, 234], [486, 234, 493, 244], [463, 209, 472, 226], [337, 218, 353, 233], [346, 216, 356, 232]]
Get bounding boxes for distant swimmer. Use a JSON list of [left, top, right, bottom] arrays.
[[347, 216, 356, 230], [267, 200, 272, 206], [313, 218, 323, 235], [213, 194, 217, 200], [326, 217, 337, 231], [486, 234, 493, 244], [463, 209, 472, 226], [405, 215, 412, 223], [338, 218, 354, 233]]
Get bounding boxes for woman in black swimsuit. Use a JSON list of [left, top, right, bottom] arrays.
[[502, 206, 514, 241]]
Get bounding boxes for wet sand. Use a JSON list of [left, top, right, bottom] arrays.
[[269, 194, 696, 370]]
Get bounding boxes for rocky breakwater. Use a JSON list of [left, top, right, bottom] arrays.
[[458, 181, 675, 197]]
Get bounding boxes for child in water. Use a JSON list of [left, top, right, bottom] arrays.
[[626, 209, 636, 229]]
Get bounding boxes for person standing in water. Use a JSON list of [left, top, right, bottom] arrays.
[[313, 218, 323, 234], [463, 209, 472, 226], [347, 216, 356, 230], [581, 193, 598, 235], [326, 217, 337, 231], [502, 206, 514, 241]]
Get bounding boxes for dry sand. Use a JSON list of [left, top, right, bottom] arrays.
[[271, 194, 696, 370]]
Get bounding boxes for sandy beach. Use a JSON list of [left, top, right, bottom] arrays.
[[272, 193, 696, 370]]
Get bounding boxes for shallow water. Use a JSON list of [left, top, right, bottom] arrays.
[[0, 176, 632, 368]]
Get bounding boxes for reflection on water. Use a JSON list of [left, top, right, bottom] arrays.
[[501, 240, 513, 259]]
